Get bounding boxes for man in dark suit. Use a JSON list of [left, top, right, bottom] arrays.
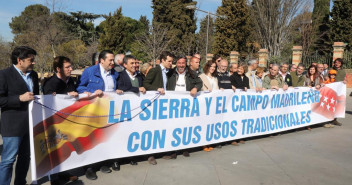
[[143, 51, 174, 95], [143, 51, 174, 165], [0, 46, 39, 185], [116, 55, 145, 94], [76, 50, 118, 180]]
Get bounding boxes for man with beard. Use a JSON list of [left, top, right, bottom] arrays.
[[165, 56, 202, 157], [42, 56, 79, 184]]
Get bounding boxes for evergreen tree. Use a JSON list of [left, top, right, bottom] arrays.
[[9, 4, 50, 35], [139, 15, 150, 32], [213, 0, 252, 57], [152, 0, 196, 55], [99, 7, 146, 54], [330, 0, 352, 51], [98, 8, 127, 53], [312, 0, 331, 55]]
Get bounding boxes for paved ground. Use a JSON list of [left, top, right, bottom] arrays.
[[1, 89, 352, 185]]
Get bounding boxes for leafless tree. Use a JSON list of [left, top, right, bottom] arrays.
[[134, 23, 175, 66], [251, 0, 307, 57], [0, 37, 13, 70], [15, 15, 70, 78]]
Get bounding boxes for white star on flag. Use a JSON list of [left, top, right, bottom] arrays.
[[330, 97, 335, 104], [320, 102, 324, 107], [324, 96, 328, 102], [326, 104, 330, 111]]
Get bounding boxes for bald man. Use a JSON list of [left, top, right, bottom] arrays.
[[189, 56, 200, 74]]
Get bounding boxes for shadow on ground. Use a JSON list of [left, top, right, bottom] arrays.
[[346, 111, 352, 115]]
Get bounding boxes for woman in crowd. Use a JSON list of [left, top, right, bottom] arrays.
[[304, 65, 323, 130], [199, 60, 218, 152], [229, 63, 249, 145], [230, 63, 250, 91], [199, 60, 219, 92], [248, 66, 265, 91], [304, 65, 323, 89]]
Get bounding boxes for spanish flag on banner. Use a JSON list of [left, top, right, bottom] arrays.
[[33, 96, 119, 177]]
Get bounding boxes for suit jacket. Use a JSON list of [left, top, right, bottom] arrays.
[[77, 64, 119, 93], [230, 72, 250, 89], [116, 70, 143, 93], [281, 73, 293, 86], [143, 65, 165, 90], [166, 67, 203, 91], [291, 72, 306, 87], [0, 65, 39, 137], [42, 74, 76, 95]]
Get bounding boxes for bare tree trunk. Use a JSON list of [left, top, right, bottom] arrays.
[[251, 0, 306, 57]]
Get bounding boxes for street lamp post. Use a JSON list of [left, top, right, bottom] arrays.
[[186, 5, 225, 58]]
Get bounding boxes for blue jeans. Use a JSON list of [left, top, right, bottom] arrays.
[[0, 134, 30, 185]]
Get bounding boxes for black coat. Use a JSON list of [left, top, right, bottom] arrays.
[[0, 66, 39, 136], [42, 74, 76, 95], [217, 72, 232, 89], [283, 73, 293, 86], [230, 72, 249, 89], [117, 70, 143, 93], [166, 67, 203, 91], [143, 65, 164, 90]]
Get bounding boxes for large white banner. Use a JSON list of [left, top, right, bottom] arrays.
[[29, 82, 346, 180]]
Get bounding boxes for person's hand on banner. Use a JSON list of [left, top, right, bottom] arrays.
[[94, 89, 104, 97], [139, 87, 146, 94], [116, 89, 124, 94], [283, 84, 288, 91], [83, 91, 91, 97], [190, 88, 197, 97], [68, 91, 78, 97], [232, 86, 236, 92], [271, 86, 279, 91], [19, 92, 34, 102], [157, 88, 165, 95]]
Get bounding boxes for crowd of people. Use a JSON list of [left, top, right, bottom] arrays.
[[0, 46, 348, 185]]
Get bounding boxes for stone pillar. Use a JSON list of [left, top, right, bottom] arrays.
[[332, 42, 346, 62], [258, 49, 269, 67], [230, 51, 239, 64], [206, 53, 213, 62], [292, 46, 303, 66]]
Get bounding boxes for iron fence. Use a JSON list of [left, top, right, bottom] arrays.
[[301, 51, 332, 68], [343, 51, 352, 69]]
